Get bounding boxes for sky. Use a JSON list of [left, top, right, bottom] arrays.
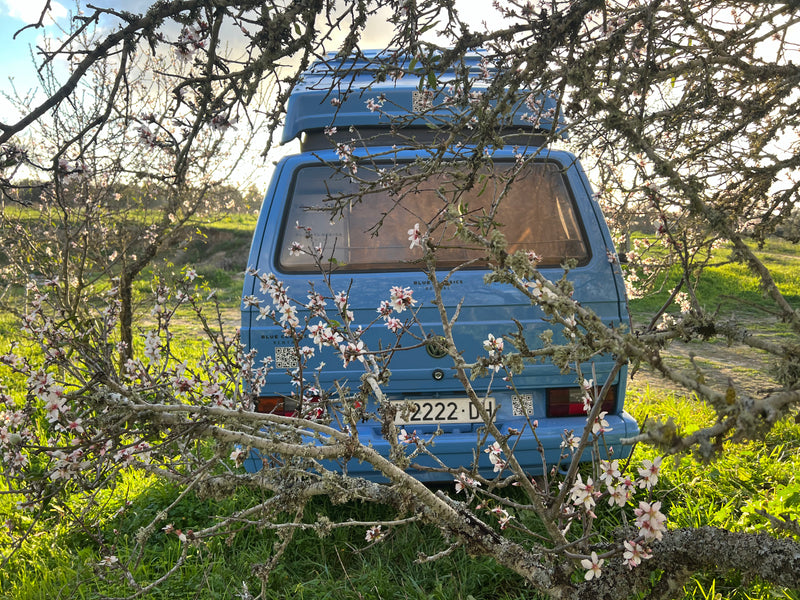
[[0, 0, 508, 108], [0, 0, 506, 186], [0, 0, 69, 105]]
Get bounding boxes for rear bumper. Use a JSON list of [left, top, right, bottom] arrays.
[[244, 411, 640, 482]]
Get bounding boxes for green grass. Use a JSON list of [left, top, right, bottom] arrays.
[[628, 237, 800, 318], [0, 476, 530, 600], [125, 212, 255, 309], [626, 384, 800, 600]]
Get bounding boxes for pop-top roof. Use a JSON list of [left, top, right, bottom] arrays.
[[280, 51, 564, 144]]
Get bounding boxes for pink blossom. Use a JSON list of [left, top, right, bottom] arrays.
[[377, 300, 393, 317], [143, 331, 161, 365], [407, 223, 422, 249], [454, 473, 480, 493], [525, 279, 544, 299], [490, 507, 514, 529], [581, 551, 604, 580], [334, 291, 348, 312], [598, 459, 620, 487], [569, 474, 598, 510], [365, 525, 385, 542], [654, 215, 667, 236], [335, 142, 353, 162], [607, 484, 629, 507], [278, 303, 299, 328], [484, 442, 506, 473], [210, 113, 236, 132], [339, 340, 365, 368], [98, 556, 119, 567], [230, 448, 245, 465], [482, 334, 504, 357], [10, 451, 28, 468], [484, 441, 502, 457], [306, 292, 326, 315], [29, 370, 56, 399], [308, 322, 342, 349], [44, 397, 66, 423], [385, 317, 403, 332], [561, 431, 581, 451], [389, 286, 416, 313], [623, 540, 652, 569], [637, 456, 662, 489], [56, 418, 84, 434], [398, 429, 418, 444], [592, 411, 612, 435], [138, 124, 155, 146], [634, 500, 668, 541], [114, 447, 135, 466]]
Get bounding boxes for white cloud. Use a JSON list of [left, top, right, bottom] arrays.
[[4, 0, 68, 25]]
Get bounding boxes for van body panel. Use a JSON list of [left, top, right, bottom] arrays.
[[241, 154, 639, 479], [242, 55, 639, 481]]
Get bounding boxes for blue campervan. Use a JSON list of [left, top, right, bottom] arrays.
[[241, 52, 639, 481]]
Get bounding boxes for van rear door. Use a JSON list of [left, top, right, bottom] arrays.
[[243, 150, 625, 403]]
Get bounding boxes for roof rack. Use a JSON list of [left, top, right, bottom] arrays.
[[281, 51, 565, 144]]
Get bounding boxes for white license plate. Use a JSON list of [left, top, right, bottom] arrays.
[[392, 398, 494, 425]]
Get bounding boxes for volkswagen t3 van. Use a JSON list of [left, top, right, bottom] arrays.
[[241, 53, 639, 481]]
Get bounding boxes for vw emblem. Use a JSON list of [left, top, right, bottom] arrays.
[[425, 335, 448, 359]]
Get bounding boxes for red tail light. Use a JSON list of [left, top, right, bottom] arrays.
[[255, 396, 297, 416], [546, 386, 616, 418]]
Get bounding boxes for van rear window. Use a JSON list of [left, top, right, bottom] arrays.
[[279, 161, 588, 272]]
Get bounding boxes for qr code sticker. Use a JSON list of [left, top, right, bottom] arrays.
[[512, 394, 533, 416], [274, 346, 299, 370], [412, 90, 434, 112]]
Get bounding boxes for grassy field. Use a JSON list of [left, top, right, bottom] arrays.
[[628, 236, 800, 319], [1, 217, 799, 600]]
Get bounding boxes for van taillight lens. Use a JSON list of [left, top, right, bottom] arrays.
[[546, 386, 616, 418], [255, 396, 297, 416]]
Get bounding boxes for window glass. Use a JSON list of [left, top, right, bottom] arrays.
[[279, 161, 589, 271]]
